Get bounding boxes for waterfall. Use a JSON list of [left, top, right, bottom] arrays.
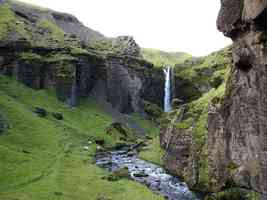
[[69, 73, 77, 107], [163, 66, 172, 112]]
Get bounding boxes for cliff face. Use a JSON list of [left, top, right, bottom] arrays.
[[0, 1, 164, 114], [160, 1, 267, 198], [159, 47, 232, 192], [208, 0, 267, 196]]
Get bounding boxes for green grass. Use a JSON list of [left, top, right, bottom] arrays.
[[37, 19, 65, 46], [142, 48, 191, 67], [70, 48, 91, 56], [130, 113, 159, 137], [139, 137, 164, 166], [129, 114, 164, 165], [0, 75, 164, 200], [0, 4, 17, 40]]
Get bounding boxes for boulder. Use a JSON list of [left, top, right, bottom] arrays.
[[34, 107, 47, 118], [95, 138, 105, 146], [52, 112, 63, 120]]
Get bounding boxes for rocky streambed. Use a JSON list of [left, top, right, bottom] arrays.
[[95, 150, 201, 200]]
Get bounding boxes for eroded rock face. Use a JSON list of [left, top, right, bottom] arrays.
[[208, 0, 267, 196], [159, 109, 199, 188], [0, 2, 165, 112], [111, 36, 142, 58], [106, 56, 143, 113]]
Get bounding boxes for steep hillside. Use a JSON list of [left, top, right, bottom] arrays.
[[172, 46, 232, 103], [159, 46, 258, 199], [0, 1, 167, 199], [0, 0, 166, 114], [142, 48, 191, 67], [159, 0, 267, 199], [0, 75, 163, 200]]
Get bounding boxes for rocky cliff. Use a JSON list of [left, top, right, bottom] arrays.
[[160, 1, 267, 199], [159, 47, 232, 193], [208, 0, 267, 198], [0, 0, 164, 114]]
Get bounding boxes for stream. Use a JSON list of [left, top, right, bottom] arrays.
[[95, 150, 201, 200]]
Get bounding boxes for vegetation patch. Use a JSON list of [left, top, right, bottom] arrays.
[[37, 19, 65, 46], [142, 48, 192, 67], [0, 4, 17, 40], [138, 137, 164, 166], [0, 75, 164, 200]]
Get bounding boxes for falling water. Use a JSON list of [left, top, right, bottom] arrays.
[[164, 66, 172, 112], [69, 75, 77, 107]]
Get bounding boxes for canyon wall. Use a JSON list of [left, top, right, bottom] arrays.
[[208, 0, 267, 197], [0, 1, 164, 114], [160, 1, 267, 199]]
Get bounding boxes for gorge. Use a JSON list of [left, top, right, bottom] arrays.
[[0, 0, 267, 200]]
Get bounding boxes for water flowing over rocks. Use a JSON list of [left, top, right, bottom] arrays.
[[96, 150, 200, 200]]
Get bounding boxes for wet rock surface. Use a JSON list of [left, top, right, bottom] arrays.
[[96, 151, 201, 200]]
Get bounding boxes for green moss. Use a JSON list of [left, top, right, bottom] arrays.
[[0, 4, 32, 42], [19, 52, 42, 62], [0, 75, 164, 200], [174, 46, 232, 93], [37, 19, 65, 46], [176, 117, 194, 130], [70, 48, 90, 56], [130, 113, 160, 138], [105, 122, 137, 143], [143, 101, 163, 123], [0, 4, 17, 40], [246, 191, 261, 200], [139, 137, 164, 166]]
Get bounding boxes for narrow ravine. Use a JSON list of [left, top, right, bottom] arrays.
[[96, 150, 201, 200]]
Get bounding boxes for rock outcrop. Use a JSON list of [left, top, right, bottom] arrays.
[[0, 1, 164, 113], [159, 47, 232, 193], [207, 0, 267, 197], [160, 1, 267, 198]]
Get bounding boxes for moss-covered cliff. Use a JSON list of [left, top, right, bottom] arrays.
[[0, 0, 166, 115], [160, 46, 231, 189]]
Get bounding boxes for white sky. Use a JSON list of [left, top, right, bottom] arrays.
[[19, 0, 232, 56]]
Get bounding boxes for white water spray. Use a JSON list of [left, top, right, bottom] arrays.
[[164, 66, 172, 112]]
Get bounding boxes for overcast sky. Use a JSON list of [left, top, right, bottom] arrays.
[[20, 0, 232, 56]]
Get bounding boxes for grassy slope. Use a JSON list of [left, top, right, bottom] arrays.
[[139, 137, 164, 166], [0, 75, 163, 200], [130, 114, 164, 165], [142, 48, 191, 67], [174, 47, 232, 87]]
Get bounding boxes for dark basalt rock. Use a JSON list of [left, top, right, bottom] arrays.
[[95, 139, 105, 146], [208, 0, 267, 197], [34, 107, 47, 118], [52, 112, 63, 120], [0, 1, 166, 115]]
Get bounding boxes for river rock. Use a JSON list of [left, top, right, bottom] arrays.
[[133, 171, 149, 178]]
